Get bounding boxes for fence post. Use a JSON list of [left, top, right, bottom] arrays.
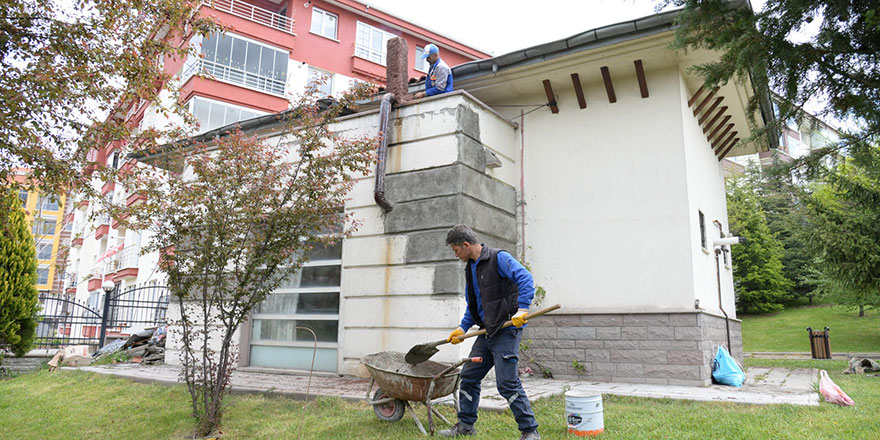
[[98, 283, 117, 348]]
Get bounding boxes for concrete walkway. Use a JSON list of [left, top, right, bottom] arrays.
[[67, 363, 820, 409]]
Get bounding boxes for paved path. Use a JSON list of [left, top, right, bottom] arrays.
[[68, 363, 820, 409]]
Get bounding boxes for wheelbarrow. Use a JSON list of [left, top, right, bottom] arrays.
[[362, 351, 481, 436]]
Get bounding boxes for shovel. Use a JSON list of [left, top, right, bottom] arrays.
[[404, 304, 561, 364]]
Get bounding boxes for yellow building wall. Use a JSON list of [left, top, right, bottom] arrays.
[[19, 190, 67, 291]]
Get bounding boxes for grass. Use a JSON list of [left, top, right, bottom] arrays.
[[2, 359, 879, 439], [740, 305, 880, 353]]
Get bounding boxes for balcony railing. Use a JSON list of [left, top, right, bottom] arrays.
[[115, 246, 140, 270], [184, 58, 286, 96], [96, 213, 111, 226], [204, 0, 295, 34]]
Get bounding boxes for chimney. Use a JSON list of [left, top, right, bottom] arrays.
[[385, 37, 409, 101]]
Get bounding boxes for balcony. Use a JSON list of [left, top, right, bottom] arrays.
[[204, 0, 295, 35], [95, 214, 110, 240], [126, 193, 146, 207], [183, 58, 286, 97], [112, 246, 140, 281], [87, 267, 103, 291]]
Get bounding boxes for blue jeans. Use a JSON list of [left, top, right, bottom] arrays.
[[457, 327, 538, 432]]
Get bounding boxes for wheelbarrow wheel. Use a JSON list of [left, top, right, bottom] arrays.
[[372, 388, 405, 422]]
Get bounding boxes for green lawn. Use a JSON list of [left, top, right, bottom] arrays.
[[2, 359, 878, 439], [741, 305, 880, 353]]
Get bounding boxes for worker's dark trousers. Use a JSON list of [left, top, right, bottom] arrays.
[[457, 327, 538, 433]]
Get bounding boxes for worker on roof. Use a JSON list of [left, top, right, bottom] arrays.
[[414, 43, 453, 99]]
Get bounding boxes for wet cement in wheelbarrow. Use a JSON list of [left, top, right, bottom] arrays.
[[363, 351, 457, 377]]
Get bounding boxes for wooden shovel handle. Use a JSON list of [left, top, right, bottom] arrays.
[[457, 304, 561, 341]]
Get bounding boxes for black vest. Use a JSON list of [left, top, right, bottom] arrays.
[[465, 245, 520, 338]]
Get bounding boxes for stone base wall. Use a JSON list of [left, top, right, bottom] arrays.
[[521, 311, 742, 386]]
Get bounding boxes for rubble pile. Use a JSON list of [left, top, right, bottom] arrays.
[[93, 326, 167, 365]]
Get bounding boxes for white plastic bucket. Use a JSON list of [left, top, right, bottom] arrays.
[[565, 391, 604, 437]]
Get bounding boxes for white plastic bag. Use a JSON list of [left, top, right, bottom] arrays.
[[819, 370, 854, 406]]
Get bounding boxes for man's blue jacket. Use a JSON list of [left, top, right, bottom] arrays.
[[425, 58, 453, 96]]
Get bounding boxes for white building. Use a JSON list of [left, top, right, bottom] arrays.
[[141, 8, 776, 386]]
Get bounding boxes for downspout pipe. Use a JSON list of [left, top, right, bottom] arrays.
[[715, 248, 732, 351], [374, 93, 396, 212]]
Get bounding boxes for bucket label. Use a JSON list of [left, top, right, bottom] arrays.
[[567, 413, 582, 427]]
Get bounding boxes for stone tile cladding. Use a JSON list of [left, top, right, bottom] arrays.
[[521, 312, 743, 386]]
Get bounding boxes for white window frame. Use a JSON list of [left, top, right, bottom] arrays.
[[33, 216, 57, 237], [186, 32, 290, 97], [307, 66, 334, 97], [36, 266, 50, 285], [251, 254, 342, 349], [354, 21, 397, 66], [310, 7, 338, 40], [188, 96, 268, 134], [36, 240, 53, 260], [415, 46, 429, 72]]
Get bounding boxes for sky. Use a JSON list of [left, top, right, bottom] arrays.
[[360, 0, 765, 56], [360, 0, 846, 127]]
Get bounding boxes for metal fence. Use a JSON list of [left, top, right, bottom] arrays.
[[34, 284, 169, 350], [34, 294, 103, 349]]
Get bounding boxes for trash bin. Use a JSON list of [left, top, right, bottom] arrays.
[[807, 327, 831, 359]]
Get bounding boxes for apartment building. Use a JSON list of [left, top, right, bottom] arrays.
[[11, 170, 72, 295], [723, 97, 841, 174], [63, 0, 488, 337]]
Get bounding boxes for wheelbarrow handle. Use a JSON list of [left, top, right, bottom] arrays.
[[457, 304, 561, 341]]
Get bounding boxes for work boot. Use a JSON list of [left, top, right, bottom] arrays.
[[438, 422, 476, 437], [518, 430, 541, 440]]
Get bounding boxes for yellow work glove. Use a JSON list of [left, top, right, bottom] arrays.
[[511, 309, 529, 328], [447, 327, 466, 344]]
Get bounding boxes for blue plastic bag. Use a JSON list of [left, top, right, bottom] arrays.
[[712, 346, 745, 387]]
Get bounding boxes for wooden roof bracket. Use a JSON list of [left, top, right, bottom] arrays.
[[718, 139, 740, 160], [571, 73, 587, 109], [634, 59, 649, 98], [600, 66, 617, 103], [542, 79, 559, 113]]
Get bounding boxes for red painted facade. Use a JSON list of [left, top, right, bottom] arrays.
[[75, 0, 487, 295], [172, 0, 488, 113]]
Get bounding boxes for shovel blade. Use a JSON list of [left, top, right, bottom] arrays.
[[405, 342, 441, 364]]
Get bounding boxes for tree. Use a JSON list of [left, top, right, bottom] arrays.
[[804, 146, 880, 315], [0, 189, 40, 357], [741, 161, 816, 303], [662, 0, 879, 157], [727, 175, 792, 313], [119, 84, 376, 436], [0, 0, 218, 199]]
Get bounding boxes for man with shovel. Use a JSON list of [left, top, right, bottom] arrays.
[[440, 225, 540, 440]]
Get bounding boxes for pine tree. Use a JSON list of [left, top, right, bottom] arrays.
[[727, 176, 792, 313], [744, 162, 816, 303], [805, 146, 880, 314], [0, 190, 40, 356], [663, 0, 879, 160]]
